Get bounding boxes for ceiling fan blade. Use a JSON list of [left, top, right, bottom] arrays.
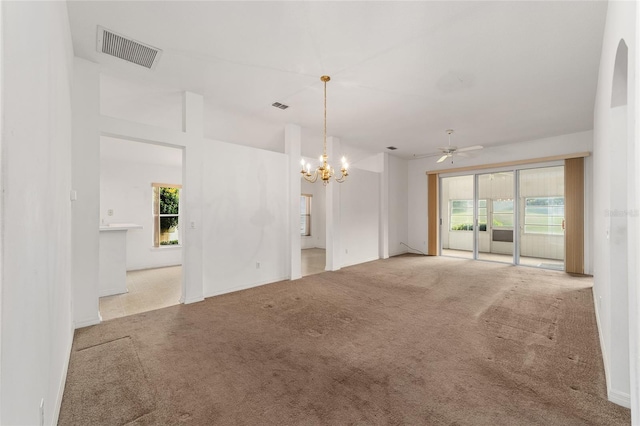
[[437, 155, 448, 163], [412, 152, 445, 159], [437, 146, 456, 152], [456, 145, 483, 152], [456, 152, 470, 157]]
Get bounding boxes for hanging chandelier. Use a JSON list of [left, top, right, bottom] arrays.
[[300, 75, 349, 185]]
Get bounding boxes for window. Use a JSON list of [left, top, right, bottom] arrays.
[[524, 197, 564, 235], [450, 200, 487, 231], [300, 194, 311, 236], [492, 199, 514, 228], [153, 184, 181, 247]]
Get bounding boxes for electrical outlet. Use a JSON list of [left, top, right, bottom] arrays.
[[256, 261, 261, 269], [107, 209, 114, 216]]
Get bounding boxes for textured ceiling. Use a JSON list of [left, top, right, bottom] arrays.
[[68, 1, 607, 159]]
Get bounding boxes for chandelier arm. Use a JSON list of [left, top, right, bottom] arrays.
[[302, 169, 319, 183], [334, 170, 348, 183]]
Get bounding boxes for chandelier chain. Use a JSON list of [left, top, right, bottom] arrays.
[[323, 77, 327, 157]]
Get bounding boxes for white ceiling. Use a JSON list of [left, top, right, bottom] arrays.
[[68, 1, 607, 159]]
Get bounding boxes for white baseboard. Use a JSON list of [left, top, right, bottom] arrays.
[[341, 256, 379, 269], [592, 288, 632, 409], [609, 389, 631, 408], [99, 287, 127, 297], [389, 247, 409, 257], [52, 326, 74, 425], [204, 276, 288, 299], [74, 315, 101, 329], [592, 287, 610, 389], [181, 296, 204, 305]]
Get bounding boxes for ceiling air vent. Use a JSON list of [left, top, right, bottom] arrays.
[[386, 146, 398, 150], [96, 26, 162, 70], [272, 102, 289, 110]]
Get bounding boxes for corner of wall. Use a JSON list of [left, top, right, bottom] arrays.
[[52, 329, 75, 425]]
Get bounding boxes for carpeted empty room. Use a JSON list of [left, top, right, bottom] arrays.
[[59, 255, 630, 425]]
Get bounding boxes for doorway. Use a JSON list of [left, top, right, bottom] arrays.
[[99, 136, 184, 320], [301, 181, 326, 276]]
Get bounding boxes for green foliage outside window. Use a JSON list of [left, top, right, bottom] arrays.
[[451, 223, 487, 231], [160, 187, 179, 232], [450, 200, 487, 231]]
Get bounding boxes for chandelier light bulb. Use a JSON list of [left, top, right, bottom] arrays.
[[300, 158, 305, 166]]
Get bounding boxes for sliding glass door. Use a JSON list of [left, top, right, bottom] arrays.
[[439, 165, 565, 270], [518, 166, 565, 270], [477, 172, 514, 264], [440, 175, 474, 259]]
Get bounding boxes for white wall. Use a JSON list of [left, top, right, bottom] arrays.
[[592, 0, 637, 411], [341, 169, 380, 267], [301, 179, 326, 249], [1, 2, 74, 424], [100, 73, 183, 132], [202, 140, 289, 296], [100, 157, 183, 270], [71, 58, 101, 328], [408, 131, 593, 266], [388, 155, 409, 257]]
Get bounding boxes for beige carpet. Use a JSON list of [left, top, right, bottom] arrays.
[[59, 255, 630, 425]]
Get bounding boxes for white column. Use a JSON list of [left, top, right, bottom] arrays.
[[629, 7, 640, 421], [285, 124, 303, 280], [325, 136, 342, 271], [71, 58, 101, 327], [379, 153, 390, 259], [181, 92, 205, 304]]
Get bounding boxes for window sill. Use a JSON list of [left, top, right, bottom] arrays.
[[150, 245, 183, 251]]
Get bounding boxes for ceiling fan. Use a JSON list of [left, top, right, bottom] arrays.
[[414, 129, 483, 163]]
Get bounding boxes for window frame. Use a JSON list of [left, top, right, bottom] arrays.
[[492, 199, 515, 229], [300, 194, 312, 237], [449, 199, 487, 231], [523, 196, 565, 236], [152, 183, 182, 247]]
